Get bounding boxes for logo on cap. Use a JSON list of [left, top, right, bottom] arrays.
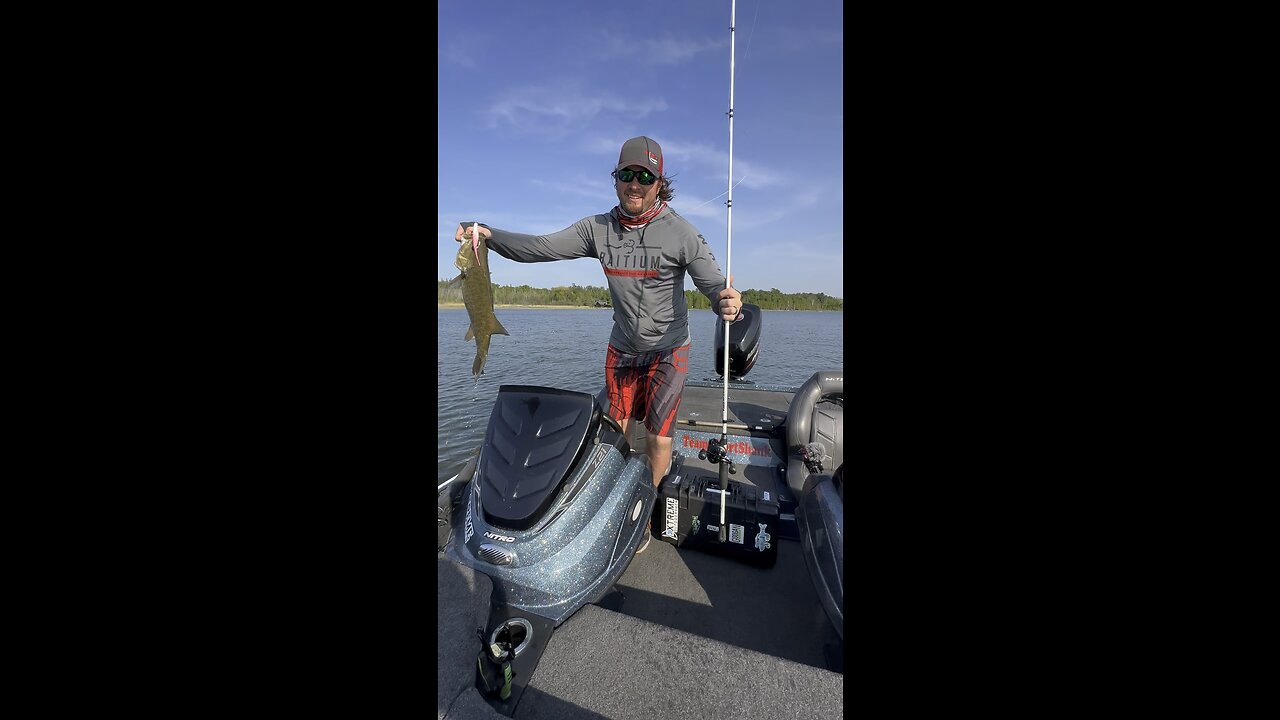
[[647, 152, 659, 167]]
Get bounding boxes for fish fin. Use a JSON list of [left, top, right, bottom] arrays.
[[464, 325, 474, 341], [493, 318, 510, 336], [473, 334, 490, 376], [448, 273, 464, 288]]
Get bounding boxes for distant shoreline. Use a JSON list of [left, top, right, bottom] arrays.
[[438, 303, 609, 310], [438, 303, 840, 311]]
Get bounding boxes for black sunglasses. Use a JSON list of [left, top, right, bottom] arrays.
[[614, 168, 658, 185]]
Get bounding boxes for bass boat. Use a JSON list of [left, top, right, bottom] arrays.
[[437, 304, 844, 719]]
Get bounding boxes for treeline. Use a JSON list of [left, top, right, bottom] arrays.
[[438, 280, 841, 311], [438, 281, 611, 307]]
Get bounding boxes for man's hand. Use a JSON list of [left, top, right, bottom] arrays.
[[717, 274, 743, 322], [455, 224, 491, 243]]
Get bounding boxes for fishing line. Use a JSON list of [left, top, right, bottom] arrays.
[[688, 175, 748, 212], [688, 0, 758, 215], [739, 0, 762, 63]]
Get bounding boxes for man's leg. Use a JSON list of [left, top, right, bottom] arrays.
[[647, 434, 671, 489], [643, 344, 690, 491]]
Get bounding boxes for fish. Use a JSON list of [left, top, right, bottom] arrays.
[[450, 232, 510, 376]]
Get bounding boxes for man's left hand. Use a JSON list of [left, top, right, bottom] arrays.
[[717, 275, 743, 322]]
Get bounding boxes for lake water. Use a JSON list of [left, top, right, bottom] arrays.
[[438, 307, 843, 483]]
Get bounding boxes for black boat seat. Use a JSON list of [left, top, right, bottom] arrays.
[[784, 370, 843, 496]]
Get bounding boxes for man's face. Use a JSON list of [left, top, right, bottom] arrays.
[[615, 164, 660, 215]]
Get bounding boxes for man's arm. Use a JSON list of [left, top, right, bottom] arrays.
[[457, 220, 593, 263], [685, 232, 741, 321], [685, 232, 727, 305]]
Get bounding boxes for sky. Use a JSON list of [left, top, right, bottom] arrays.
[[438, 0, 844, 298]]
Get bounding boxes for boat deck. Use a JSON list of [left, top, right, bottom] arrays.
[[439, 379, 844, 719], [604, 379, 840, 670], [622, 379, 795, 489], [439, 552, 845, 720], [607, 527, 841, 669]]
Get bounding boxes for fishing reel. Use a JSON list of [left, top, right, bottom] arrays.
[[698, 437, 738, 475], [798, 441, 826, 474]]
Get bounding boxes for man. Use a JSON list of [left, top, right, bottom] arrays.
[[455, 136, 744, 551]]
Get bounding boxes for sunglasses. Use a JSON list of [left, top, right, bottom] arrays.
[[614, 168, 658, 185]]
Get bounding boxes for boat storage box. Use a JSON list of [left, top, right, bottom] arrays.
[[653, 472, 779, 568]]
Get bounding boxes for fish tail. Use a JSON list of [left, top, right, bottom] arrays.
[[472, 334, 490, 376]]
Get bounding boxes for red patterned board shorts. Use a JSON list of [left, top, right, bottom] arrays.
[[604, 343, 691, 438]]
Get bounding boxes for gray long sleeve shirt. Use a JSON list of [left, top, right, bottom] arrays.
[[472, 207, 727, 354]]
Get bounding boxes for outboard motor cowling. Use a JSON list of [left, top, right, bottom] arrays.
[[714, 302, 762, 379], [477, 385, 608, 531], [445, 384, 654, 627]]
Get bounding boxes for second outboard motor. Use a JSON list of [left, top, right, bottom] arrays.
[[714, 302, 762, 379], [445, 385, 655, 626], [444, 385, 656, 717]]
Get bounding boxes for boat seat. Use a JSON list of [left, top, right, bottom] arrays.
[[784, 370, 843, 496]]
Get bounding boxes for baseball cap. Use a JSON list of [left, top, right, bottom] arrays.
[[615, 136, 663, 176]]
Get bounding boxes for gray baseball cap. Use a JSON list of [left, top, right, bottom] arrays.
[[615, 136, 663, 176]]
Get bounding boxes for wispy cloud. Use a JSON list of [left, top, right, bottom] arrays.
[[744, 234, 841, 263], [656, 140, 788, 190], [486, 84, 669, 134], [677, 200, 729, 222], [732, 185, 825, 231], [772, 26, 843, 53], [593, 33, 727, 65], [438, 35, 487, 68], [529, 175, 611, 200]]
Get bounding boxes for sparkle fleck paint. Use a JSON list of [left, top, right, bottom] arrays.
[[444, 444, 655, 626]]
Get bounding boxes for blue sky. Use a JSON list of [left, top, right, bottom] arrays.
[[438, 0, 843, 298]]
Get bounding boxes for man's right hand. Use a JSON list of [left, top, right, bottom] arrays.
[[455, 224, 491, 243]]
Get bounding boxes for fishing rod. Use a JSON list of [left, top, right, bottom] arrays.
[[717, 0, 737, 544]]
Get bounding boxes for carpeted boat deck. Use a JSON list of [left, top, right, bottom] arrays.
[[518, 603, 843, 720], [439, 558, 501, 719], [440, 539, 845, 720], [442, 382, 843, 719], [607, 534, 840, 668], [513, 536, 842, 718]]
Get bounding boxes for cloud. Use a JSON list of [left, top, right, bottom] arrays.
[[528, 175, 610, 200], [485, 84, 669, 134], [745, 234, 840, 263], [594, 33, 727, 65], [438, 33, 490, 68], [732, 184, 825, 231], [772, 26, 844, 53], [656, 140, 788, 190]]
